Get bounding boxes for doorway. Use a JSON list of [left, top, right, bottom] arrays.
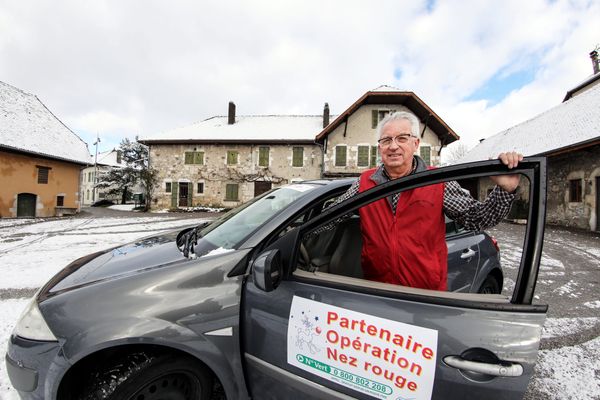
[[17, 193, 36, 217], [178, 182, 190, 207], [254, 181, 272, 197]]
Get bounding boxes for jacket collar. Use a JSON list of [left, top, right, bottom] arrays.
[[370, 155, 427, 185]]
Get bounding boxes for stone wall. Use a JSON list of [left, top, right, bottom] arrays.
[[546, 144, 600, 231], [149, 143, 322, 209]]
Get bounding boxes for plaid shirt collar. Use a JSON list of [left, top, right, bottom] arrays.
[[369, 155, 428, 185]]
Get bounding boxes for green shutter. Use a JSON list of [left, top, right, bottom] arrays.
[[187, 182, 193, 206], [292, 147, 303, 167], [335, 146, 347, 167], [371, 110, 378, 129], [171, 184, 178, 208], [259, 147, 269, 167], [370, 146, 378, 167], [184, 152, 193, 164], [357, 146, 369, 167], [194, 152, 204, 165], [225, 184, 239, 201], [227, 151, 238, 165], [420, 146, 431, 166]]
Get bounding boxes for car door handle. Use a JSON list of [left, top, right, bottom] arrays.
[[443, 355, 523, 377], [460, 248, 477, 259]]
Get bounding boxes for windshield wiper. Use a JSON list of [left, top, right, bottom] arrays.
[[176, 222, 209, 258]]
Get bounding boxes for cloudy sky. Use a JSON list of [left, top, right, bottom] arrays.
[[1, 0, 599, 157]]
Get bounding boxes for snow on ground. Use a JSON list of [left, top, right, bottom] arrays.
[[0, 218, 598, 399], [108, 204, 136, 211], [533, 336, 600, 400]]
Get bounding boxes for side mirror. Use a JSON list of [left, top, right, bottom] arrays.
[[252, 249, 282, 292]]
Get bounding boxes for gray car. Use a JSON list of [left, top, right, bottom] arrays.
[[6, 158, 546, 400]]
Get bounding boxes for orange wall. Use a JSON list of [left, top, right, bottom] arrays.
[[0, 150, 83, 218]]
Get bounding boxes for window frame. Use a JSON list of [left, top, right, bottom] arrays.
[[227, 151, 239, 165], [37, 166, 50, 184], [357, 145, 370, 167], [292, 147, 304, 167], [334, 145, 347, 167], [165, 182, 172, 193], [569, 179, 583, 203], [258, 146, 270, 167], [420, 145, 431, 166], [197, 182, 205, 195]]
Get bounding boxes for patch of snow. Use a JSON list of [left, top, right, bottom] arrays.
[[542, 317, 600, 339], [530, 336, 600, 399], [108, 204, 136, 211], [583, 300, 600, 309], [201, 247, 235, 258]]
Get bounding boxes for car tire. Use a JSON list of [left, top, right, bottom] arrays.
[[80, 352, 212, 400], [478, 275, 501, 294]]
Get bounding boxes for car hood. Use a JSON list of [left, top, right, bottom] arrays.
[[43, 230, 188, 295]]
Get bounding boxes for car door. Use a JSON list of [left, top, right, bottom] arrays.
[[242, 158, 547, 400]]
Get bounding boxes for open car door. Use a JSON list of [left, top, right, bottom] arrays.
[[242, 158, 547, 400]]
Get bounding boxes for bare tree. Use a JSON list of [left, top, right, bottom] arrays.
[[445, 142, 471, 165]]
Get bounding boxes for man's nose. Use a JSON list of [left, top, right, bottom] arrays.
[[388, 139, 400, 149]]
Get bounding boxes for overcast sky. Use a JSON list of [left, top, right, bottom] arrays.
[[1, 0, 599, 157]]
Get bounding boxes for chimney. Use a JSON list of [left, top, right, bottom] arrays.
[[590, 50, 599, 75], [228, 101, 236, 125], [323, 102, 330, 128]]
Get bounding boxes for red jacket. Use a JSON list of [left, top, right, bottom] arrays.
[[358, 168, 447, 291]]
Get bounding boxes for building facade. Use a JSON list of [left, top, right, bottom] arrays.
[[0, 81, 91, 218], [81, 149, 125, 206], [139, 87, 459, 209]]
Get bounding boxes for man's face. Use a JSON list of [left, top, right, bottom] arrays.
[[378, 119, 420, 171]]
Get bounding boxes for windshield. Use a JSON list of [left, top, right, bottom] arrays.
[[190, 183, 319, 257]]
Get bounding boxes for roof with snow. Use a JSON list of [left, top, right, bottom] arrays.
[[315, 86, 459, 145], [460, 84, 600, 163], [0, 81, 91, 164], [91, 149, 123, 167], [139, 115, 328, 144]]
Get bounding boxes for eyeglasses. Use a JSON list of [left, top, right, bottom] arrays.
[[377, 134, 414, 147]]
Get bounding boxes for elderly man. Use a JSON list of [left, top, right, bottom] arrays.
[[334, 111, 521, 291]]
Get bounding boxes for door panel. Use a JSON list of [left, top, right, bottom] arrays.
[[242, 158, 547, 400], [178, 182, 189, 207], [17, 193, 36, 217]]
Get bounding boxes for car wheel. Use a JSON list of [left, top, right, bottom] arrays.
[[80, 352, 212, 400], [478, 275, 501, 294]]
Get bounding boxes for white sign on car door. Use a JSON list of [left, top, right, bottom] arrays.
[[287, 296, 439, 399]]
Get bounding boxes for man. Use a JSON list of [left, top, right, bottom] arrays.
[[333, 111, 521, 291]]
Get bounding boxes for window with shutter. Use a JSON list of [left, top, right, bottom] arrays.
[[227, 151, 239, 165], [357, 146, 369, 167], [335, 146, 347, 167], [225, 184, 239, 201], [292, 147, 304, 167], [184, 152, 194, 164], [194, 152, 204, 165], [420, 146, 431, 166], [259, 147, 269, 167], [370, 146, 378, 167]]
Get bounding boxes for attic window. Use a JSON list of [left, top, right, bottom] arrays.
[[37, 166, 50, 184], [371, 109, 396, 129]]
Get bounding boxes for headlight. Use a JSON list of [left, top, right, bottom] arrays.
[[13, 296, 57, 341]]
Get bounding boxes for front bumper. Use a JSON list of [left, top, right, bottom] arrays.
[[6, 334, 64, 399]]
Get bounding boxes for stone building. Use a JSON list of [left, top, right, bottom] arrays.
[[461, 51, 600, 231], [0, 81, 91, 218], [139, 86, 459, 209]]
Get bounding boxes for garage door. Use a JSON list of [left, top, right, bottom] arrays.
[[17, 193, 36, 217]]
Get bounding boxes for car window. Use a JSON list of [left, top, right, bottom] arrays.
[[191, 183, 320, 257], [296, 173, 531, 300]]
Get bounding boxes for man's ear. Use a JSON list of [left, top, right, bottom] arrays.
[[413, 137, 420, 150]]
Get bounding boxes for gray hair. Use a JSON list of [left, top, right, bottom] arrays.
[[376, 111, 420, 138]]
